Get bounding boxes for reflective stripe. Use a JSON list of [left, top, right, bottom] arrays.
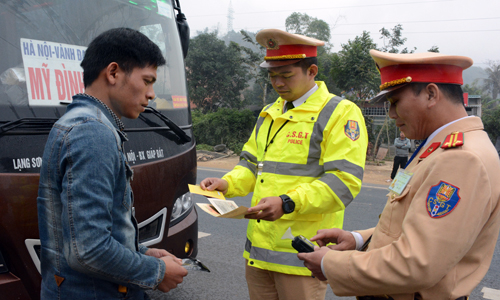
[[237, 159, 257, 176], [262, 161, 323, 177], [245, 238, 304, 268], [308, 96, 342, 160], [239, 151, 257, 175], [260, 159, 363, 180], [319, 173, 354, 207], [324, 160, 364, 181], [240, 151, 257, 164], [255, 104, 272, 141]]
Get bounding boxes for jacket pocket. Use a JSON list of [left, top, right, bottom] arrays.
[[378, 185, 412, 237]]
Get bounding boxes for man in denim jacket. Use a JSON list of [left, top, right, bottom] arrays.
[[37, 28, 187, 299]]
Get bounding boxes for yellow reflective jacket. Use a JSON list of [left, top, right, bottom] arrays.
[[222, 82, 368, 276]]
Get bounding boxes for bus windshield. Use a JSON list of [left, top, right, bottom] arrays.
[[0, 0, 189, 126], [0, 0, 193, 173]]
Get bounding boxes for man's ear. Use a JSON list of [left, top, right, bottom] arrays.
[[308, 64, 319, 77], [425, 83, 440, 108], [105, 62, 120, 85]]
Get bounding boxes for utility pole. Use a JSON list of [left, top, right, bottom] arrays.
[[227, 0, 234, 33]]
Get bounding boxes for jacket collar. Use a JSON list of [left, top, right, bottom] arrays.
[[407, 116, 483, 169], [261, 81, 333, 120], [70, 94, 128, 142]]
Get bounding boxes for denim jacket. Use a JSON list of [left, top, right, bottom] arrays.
[[37, 95, 165, 299]]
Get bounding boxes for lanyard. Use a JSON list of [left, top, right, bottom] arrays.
[[405, 138, 427, 168], [265, 120, 289, 152]]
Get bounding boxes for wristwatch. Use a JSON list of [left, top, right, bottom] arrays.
[[279, 194, 295, 214]]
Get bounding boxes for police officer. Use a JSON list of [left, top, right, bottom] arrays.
[[200, 29, 368, 300], [298, 50, 500, 300]]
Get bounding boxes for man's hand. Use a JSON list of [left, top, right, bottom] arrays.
[[245, 196, 283, 221], [297, 246, 330, 281], [145, 248, 182, 263], [157, 256, 188, 292], [199, 178, 228, 194], [310, 228, 356, 251]]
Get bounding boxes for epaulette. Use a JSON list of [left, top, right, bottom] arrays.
[[419, 142, 441, 159], [441, 132, 464, 149]]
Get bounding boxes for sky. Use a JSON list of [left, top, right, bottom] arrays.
[[180, 0, 500, 68]]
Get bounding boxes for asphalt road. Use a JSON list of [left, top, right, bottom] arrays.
[[148, 167, 500, 300]]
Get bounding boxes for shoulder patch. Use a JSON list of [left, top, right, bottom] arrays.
[[441, 132, 464, 149], [344, 120, 360, 141], [426, 181, 461, 218]]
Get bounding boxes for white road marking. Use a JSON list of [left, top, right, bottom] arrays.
[[362, 184, 389, 190], [198, 231, 211, 238], [482, 287, 500, 300], [197, 167, 229, 173]]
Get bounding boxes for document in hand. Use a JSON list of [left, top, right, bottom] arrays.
[[188, 184, 257, 219], [196, 198, 256, 219], [188, 184, 226, 200]]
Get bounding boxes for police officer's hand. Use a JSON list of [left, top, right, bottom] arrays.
[[246, 196, 283, 221], [297, 246, 330, 281], [310, 228, 356, 251], [200, 177, 228, 194], [158, 255, 188, 292]]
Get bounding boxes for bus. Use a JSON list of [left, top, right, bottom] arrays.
[[0, 0, 198, 299]]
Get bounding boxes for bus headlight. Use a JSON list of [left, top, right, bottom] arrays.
[[0, 249, 9, 273], [170, 192, 193, 226]]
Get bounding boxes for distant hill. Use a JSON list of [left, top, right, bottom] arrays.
[[463, 66, 487, 86]]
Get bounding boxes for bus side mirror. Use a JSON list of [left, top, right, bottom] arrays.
[[175, 10, 190, 58]]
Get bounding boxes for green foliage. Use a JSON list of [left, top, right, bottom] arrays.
[[428, 45, 440, 53], [185, 30, 251, 113], [483, 60, 500, 99], [330, 31, 380, 101], [463, 81, 496, 109], [192, 108, 256, 154], [285, 12, 331, 43], [195, 144, 214, 151], [379, 24, 416, 54], [482, 105, 500, 146], [239, 30, 275, 106]]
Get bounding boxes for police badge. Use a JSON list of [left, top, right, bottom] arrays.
[[426, 181, 461, 218], [344, 120, 360, 141]]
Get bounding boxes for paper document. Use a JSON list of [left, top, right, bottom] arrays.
[[188, 184, 226, 200], [196, 198, 257, 219]]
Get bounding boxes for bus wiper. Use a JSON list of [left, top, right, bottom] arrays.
[[0, 118, 58, 135], [142, 107, 191, 143]]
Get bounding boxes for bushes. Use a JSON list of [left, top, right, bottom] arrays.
[[192, 108, 256, 154]]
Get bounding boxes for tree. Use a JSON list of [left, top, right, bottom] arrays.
[[463, 80, 496, 109], [428, 45, 440, 53], [330, 31, 380, 101], [379, 24, 416, 54], [285, 13, 337, 93], [192, 108, 256, 153], [239, 30, 276, 106], [285, 12, 331, 50], [483, 60, 500, 99], [482, 106, 500, 151], [185, 30, 251, 113]]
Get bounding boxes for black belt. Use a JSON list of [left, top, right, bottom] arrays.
[[357, 296, 468, 300]]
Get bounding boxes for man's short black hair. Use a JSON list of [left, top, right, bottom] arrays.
[[81, 28, 166, 87], [293, 57, 318, 74], [410, 82, 464, 105]]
